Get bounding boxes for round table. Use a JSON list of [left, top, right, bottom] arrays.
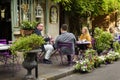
[[0, 45, 10, 50], [76, 41, 91, 50]]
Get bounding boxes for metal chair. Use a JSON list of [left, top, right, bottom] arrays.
[[55, 42, 74, 65], [37, 47, 45, 62], [0, 39, 20, 70], [91, 38, 95, 49], [0, 39, 10, 65]]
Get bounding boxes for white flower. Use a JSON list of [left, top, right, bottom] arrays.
[[115, 52, 119, 56], [81, 66, 87, 71], [76, 61, 79, 63], [98, 55, 105, 61]]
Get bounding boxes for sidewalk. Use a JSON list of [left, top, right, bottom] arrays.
[[0, 55, 74, 80]]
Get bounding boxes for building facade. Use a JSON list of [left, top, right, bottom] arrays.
[[0, 0, 60, 41]]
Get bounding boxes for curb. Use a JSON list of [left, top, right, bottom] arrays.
[[38, 67, 74, 80]]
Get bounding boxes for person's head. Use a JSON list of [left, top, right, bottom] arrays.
[[81, 27, 89, 34], [36, 23, 44, 31], [61, 24, 68, 33]]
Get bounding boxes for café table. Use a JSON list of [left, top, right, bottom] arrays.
[[0, 44, 10, 62], [0, 43, 16, 76], [76, 41, 91, 59], [76, 41, 91, 50], [0, 44, 10, 50]]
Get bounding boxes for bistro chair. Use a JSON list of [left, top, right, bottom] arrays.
[[37, 47, 45, 62], [0, 39, 20, 70], [54, 41, 74, 65], [91, 37, 95, 49], [0, 39, 10, 65]]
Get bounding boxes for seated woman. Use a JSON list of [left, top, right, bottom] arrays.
[[79, 27, 92, 48], [74, 27, 92, 61]]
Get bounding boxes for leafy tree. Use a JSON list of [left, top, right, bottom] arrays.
[[53, 0, 120, 16], [53, 0, 120, 35]]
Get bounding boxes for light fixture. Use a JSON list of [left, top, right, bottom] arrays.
[[36, 4, 43, 18]]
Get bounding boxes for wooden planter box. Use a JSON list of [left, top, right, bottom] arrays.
[[20, 29, 34, 36]]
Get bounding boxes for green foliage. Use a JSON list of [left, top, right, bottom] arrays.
[[94, 27, 103, 38], [20, 21, 38, 30], [53, 0, 120, 17], [74, 48, 120, 72], [74, 59, 94, 72], [10, 34, 45, 55], [113, 41, 120, 53], [94, 27, 113, 53], [52, 0, 71, 11], [105, 53, 115, 63], [84, 49, 96, 59]]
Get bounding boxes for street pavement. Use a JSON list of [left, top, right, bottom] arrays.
[[1, 54, 120, 80], [59, 60, 120, 80], [0, 54, 74, 80]]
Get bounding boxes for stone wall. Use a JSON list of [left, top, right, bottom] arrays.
[[47, 1, 59, 39]]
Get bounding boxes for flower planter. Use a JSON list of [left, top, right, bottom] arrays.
[[20, 29, 34, 36], [22, 50, 39, 80]]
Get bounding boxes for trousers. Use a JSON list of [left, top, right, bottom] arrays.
[[44, 44, 54, 60]]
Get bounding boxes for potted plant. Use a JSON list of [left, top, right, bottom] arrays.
[[74, 49, 96, 73], [94, 27, 113, 55], [9, 34, 44, 79], [98, 55, 106, 64], [74, 59, 94, 73], [105, 53, 115, 64], [84, 49, 96, 59], [93, 56, 103, 68], [20, 21, 38, 36], [10, 34, 44, 54]]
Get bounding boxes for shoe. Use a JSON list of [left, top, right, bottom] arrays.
[[43, 59, 52, 64]]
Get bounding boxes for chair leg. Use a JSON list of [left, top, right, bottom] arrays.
[[52, 50, 59, 61], [60, 52, 64, 64], [37, 52, 45, 62]]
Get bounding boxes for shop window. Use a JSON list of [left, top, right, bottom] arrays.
[[17, 0, 34, 26], [17, 0, 45, 26]]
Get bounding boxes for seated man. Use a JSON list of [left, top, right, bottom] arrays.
[[34, 23, 54, 64], [54, 24, 76, 65]]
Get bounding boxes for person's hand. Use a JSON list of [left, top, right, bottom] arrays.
[[82, 39, 86, 42], [50, 38, 54, 44]]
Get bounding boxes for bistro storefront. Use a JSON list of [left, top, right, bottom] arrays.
[[0, 0, 60, 41]]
